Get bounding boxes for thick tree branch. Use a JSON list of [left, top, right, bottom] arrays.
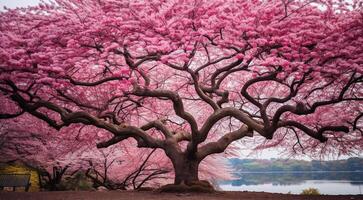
[[198, 107, 264, 143], [197, 125, 253, 160], [241, 71, 279, 108], [278, 120, 349, 142], [131, 85, 199, 135], [187, 68, 220, 110], [173, 130, 192, 142], [67, 75, 128, 86], [210, 58, 243, 88], [0, 110, 25, 119], [141, 120, 173, 139], [7, 82, 163, 149]]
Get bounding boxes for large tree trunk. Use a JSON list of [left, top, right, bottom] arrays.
[[173, 156, 200, 185], [160, 152, 214, 193], [160, 144, 214, 192]]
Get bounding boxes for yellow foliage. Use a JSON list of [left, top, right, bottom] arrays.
[[300, 188, 320, 195], [0, 164, 40, 192]]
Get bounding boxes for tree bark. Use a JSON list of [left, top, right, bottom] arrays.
[[171, 155, 200, 185]]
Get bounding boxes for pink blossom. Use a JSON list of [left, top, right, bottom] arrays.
[[235, 53, 244, 59], [0, 0, 362, 186]]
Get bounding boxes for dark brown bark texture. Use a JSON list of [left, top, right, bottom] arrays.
[[172, 156, 199, 185]]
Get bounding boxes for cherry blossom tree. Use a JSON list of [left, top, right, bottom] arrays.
[[0, 114, 230, 190], [0, 115, 92, 190], [0, 0, 362, 189], [0, 117, 171, 190]]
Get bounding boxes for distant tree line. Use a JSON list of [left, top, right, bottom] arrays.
[[229, 157, 363, 172]]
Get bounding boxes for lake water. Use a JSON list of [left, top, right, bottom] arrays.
[[218, 171, 363, 195]]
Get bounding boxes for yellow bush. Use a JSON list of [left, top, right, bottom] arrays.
[[300, 188, 320, 195], [0, 164, 40, 192]]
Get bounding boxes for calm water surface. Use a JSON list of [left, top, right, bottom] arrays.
[[218, 171, 363, 195]]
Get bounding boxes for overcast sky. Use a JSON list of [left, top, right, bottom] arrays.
[[0, 0, 41, 10]]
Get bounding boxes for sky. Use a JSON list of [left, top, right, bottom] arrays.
[[0, 0, 361, 161], [0, 0, 41, 10]]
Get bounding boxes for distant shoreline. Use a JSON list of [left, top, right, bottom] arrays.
[[235, 171, 363, 173], [229, 157, 363, 172]]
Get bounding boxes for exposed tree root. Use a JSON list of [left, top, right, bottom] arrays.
[[157, 180, 215, 193]]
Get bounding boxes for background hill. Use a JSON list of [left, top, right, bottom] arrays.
[[229, 157, 363, 172]]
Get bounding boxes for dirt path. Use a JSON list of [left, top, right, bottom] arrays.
[[0, 191, 362, 200]]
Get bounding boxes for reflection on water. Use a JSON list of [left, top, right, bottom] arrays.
[[218, 171, 363, 195]]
